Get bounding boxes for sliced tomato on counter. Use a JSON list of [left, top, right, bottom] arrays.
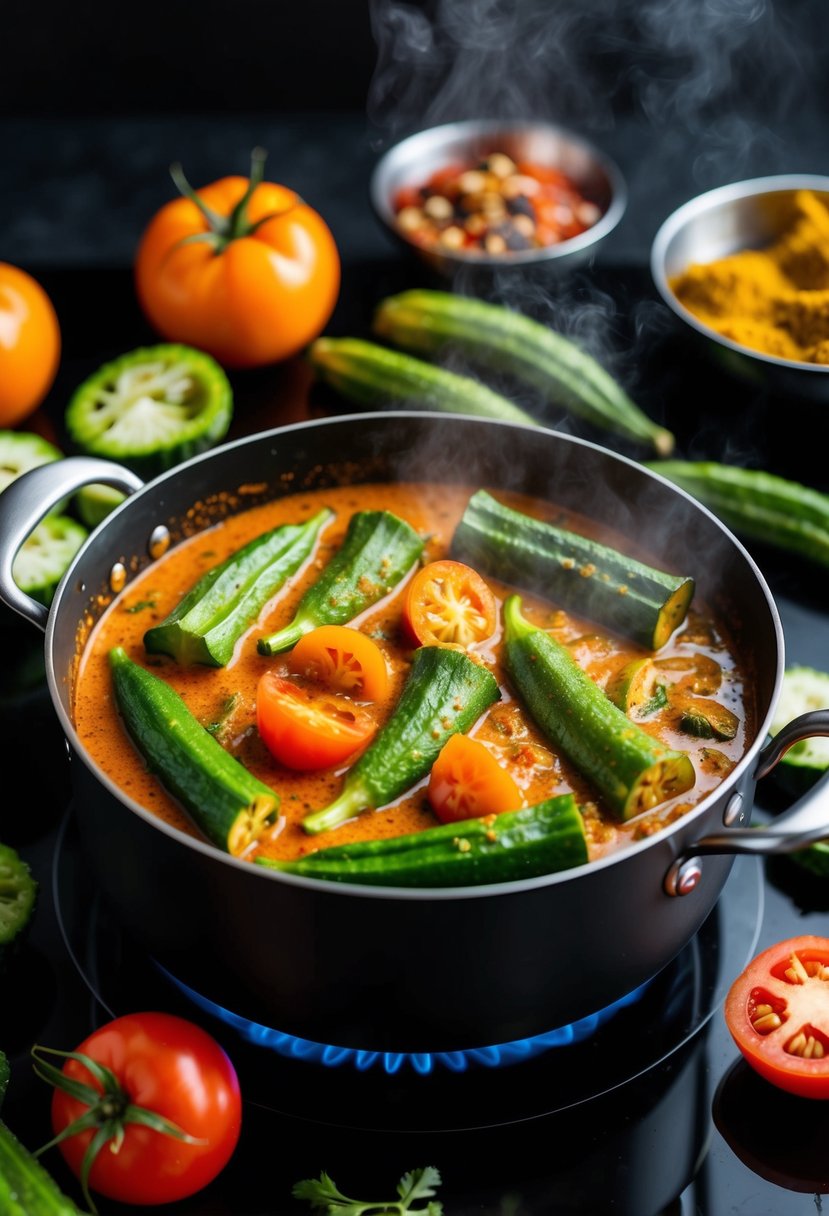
[[287, 625, 389, 702], [403, 559, 497, 648], [257, 672, 376, 770], [428, 733, 523, 824], [35, 1012, 241, 1212], [724, 936, 829, 1099]]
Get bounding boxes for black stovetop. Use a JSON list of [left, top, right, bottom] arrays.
[[2, 247, 829, 1214]]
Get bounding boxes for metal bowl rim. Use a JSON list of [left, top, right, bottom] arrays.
[[47, 410, 783, 901], [369, 117, 628, 268], [651, 174, 829, 375]]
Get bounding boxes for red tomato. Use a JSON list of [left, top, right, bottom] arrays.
[[724, 936, 829, 1099], [428, 733, 522, 824], [257, 672, 376, 770], [287, 625, 389, 702], [403, 560, 497, 648], [135, 150, 340, 369], [49, 1012, 241, 1207], [0, 263, 61, 425]]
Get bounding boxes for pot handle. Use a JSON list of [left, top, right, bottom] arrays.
[[665, 708, 829, 896], [0, 457, 144, 632]]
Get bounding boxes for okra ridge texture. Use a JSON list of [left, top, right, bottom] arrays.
[[503, 596, 695, 821], [109, 647, 278, 855], [452, 489, 694, 651], [258, 507, 425, 656], [301, 644, 501, 835], [262, 795, 588, 886], [144, 508, 332, 666]]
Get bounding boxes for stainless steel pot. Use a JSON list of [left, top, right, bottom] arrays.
[[1, 413, 827, 1052]]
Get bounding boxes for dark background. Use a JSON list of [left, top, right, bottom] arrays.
[[3, 0, 829, 275], [4, 0, 829, 122]]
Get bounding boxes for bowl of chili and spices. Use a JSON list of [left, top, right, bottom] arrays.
[[651, 175, 829, 400], [370, 119, 627, 277]]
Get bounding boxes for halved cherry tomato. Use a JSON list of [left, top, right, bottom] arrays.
[[724, 935, 829, 1099], [257, 672, 376, 770], [403, 560, 497, 648], [428, 733, 522, 824], [43, 1012, 241, 1209], [287, 625, 389, 702]]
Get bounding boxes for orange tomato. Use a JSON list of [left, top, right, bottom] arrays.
[[134, 150, 340, 369], [288, 625, 389, 702], [403, 560, 497, 648], [428, 733, 522, 824], [256, 673, 376, 771], [0, 264, 61, 426]]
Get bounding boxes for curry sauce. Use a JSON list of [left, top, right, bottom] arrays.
[[73, 482, 753, 865]]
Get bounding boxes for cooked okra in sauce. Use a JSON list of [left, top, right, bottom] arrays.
[[73, 482, 753, 886]]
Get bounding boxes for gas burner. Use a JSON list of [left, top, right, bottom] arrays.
[[55, 808, 763, 1135], [159, 962, 650, 1075]]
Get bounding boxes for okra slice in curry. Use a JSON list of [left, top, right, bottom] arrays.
[[65, 344, 233, 478], [258, 509, 424, 656], [110, 647, 278, 855], [302, 645, 500, 835], [607, 657, 668, 718], [504, 596, 695, 821], [262, 795, 587, 886], [677, 696, 739, 741], [452, 490, 694, 651], [144, 508, 331, 666]]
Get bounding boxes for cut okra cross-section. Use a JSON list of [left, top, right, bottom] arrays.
[[65, 344, 233, 478]]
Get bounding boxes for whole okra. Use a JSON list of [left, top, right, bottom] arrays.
[[145, 509, 331, 666], [258, 508, 424, 656], [302, 645, 500, 835], [504, 596, 695, 821]]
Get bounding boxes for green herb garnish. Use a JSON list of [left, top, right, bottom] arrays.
[[293, 1166, 443, 1214], [204, 693, 240, 737], [125, 599, 157, 614]]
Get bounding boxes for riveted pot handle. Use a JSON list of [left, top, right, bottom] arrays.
[[665, 709, 829, 895], [0, 457, 144, 632]]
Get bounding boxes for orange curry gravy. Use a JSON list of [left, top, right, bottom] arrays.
[[73, 482, 753, 865]]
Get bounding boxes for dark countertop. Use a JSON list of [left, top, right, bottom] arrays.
[[3, 109, 829, 272]]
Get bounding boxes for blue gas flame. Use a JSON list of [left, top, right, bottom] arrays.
[[159, 966, 648, 1075]]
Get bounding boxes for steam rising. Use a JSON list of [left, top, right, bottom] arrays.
[[367, 0, 816, 458], [369, 0, 811, 181]]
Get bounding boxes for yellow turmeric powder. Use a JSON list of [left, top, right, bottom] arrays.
[[670, 189, 829, 364]]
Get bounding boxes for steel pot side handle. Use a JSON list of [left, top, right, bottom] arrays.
[[665, 709, 829, 895], [0, 457, 144, 632]]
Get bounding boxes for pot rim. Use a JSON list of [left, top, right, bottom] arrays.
[[47, 411, 784, 901]]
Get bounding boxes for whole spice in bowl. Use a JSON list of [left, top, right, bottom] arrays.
[[393, 150, 602, 256]]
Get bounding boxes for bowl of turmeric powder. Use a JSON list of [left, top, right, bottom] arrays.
[[651, 175, 829, 398]]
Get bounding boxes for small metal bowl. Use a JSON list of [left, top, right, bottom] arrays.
[[651, 175, 829, 401], [370, 118, 627, 278]]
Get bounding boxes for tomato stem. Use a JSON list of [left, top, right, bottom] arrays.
[[31, 1044, 205, 1216], [169, 148, 300, 256], [169, 161, 227, 233], [227, 146, 268, 240]]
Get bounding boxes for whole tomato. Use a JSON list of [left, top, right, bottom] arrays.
[[135, 149, 340, 368], [0, 263, 61, 425], [36, 1012, 241, 1210]]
